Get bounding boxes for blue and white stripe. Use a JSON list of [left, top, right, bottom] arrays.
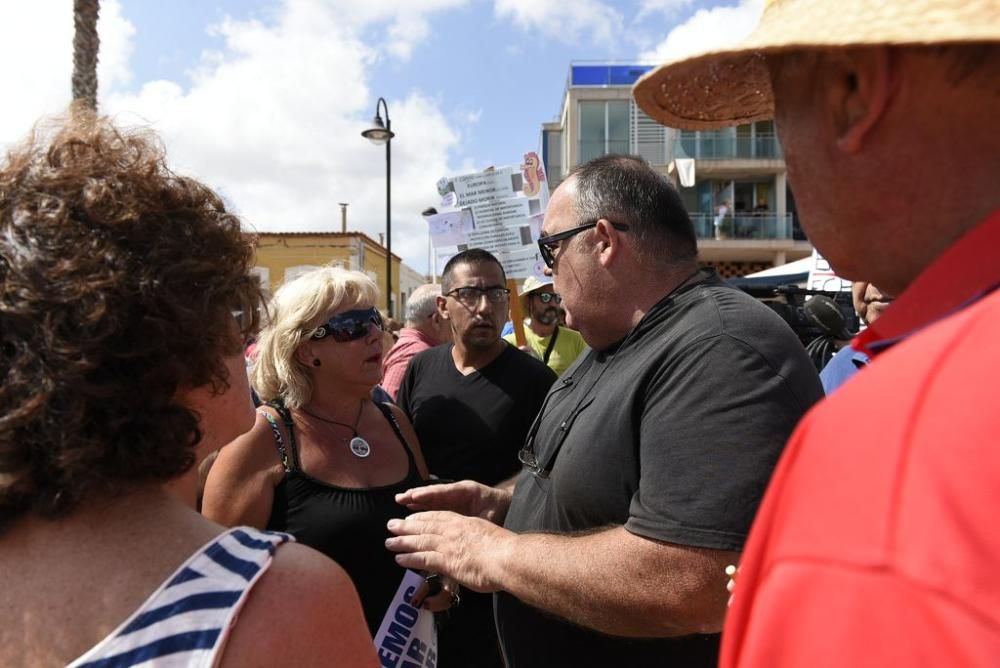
[[68, 527, 291, 668]]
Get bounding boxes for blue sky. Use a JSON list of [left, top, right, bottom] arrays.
[[0, 0, 763, 273]]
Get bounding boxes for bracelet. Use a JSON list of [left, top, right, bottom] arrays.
[[423, 573, 443, 596]]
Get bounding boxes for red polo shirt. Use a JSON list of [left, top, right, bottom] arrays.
[[721, 209, 1000, 667], [381, 328, 438, 401]]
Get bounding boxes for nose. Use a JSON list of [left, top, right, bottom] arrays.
[[473, 292, 494, 314]]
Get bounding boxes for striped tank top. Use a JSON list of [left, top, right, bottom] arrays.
[[67, 527, 291, 668]]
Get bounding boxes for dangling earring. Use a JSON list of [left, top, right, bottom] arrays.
[[312, 359, 321, 367]]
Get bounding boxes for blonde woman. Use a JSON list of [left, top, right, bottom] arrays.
[[204, 267, 458, 633]]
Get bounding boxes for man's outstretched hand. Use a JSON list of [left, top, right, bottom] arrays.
[[396, 480, 513, 524], [386, 511, 515, 593]]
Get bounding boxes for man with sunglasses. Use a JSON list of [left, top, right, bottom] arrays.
[[396, 248, 555, 668], [503, 275, 586, 376], [389, 155, 822, 667]]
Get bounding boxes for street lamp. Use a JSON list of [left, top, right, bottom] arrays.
[[361, 97, 395, 317]]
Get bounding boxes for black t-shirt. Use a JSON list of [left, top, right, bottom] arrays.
[[497, 271, 824, 667], [399, 342, 556, 668], [398, 342, 556, 486]]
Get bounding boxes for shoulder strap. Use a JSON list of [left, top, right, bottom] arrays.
[[374, 401, 419, 473], [542, 326, 560, 365], [261, 401, 301, 471]]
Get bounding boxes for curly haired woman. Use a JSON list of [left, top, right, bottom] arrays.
[[0, 109, 376, 667]]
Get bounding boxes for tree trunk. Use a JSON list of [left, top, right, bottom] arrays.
[[72, 0, 100, 110]]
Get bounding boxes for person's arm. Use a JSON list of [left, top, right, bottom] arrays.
[[387, 514, 736, 637], [202, 412, 286, 529], [220, 543, 379, 667]]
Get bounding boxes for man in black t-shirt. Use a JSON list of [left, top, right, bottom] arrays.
[[398, 248, 555, 668], [388, 156, 822, 667]]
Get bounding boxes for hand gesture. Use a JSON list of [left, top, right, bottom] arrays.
[[396, 480, 512, 524]]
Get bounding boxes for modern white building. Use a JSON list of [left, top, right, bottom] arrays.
[[540, 63, 814, 277]]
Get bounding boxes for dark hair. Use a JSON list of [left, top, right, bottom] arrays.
[[0, 108, 262, 528], [569, 154, 697, 266], [440, 248, 507, 293]]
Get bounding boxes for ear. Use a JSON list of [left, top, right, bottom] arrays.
[[436, 295, 451, 321], [829, 47, 893, 154], [294, 342, 316, 367], [593, 218, 623, 268]]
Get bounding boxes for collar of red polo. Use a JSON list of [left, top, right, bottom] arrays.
[[857, 208, 1000, 357]]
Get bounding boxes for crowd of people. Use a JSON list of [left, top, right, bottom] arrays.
[[1, 0, 997, 666]]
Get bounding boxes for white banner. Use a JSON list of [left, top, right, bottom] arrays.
[[373, 570, 438, 668], [430, 152, 550, 279]]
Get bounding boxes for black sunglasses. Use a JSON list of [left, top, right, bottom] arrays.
[[537, 220, 630, 268], [311, 307, 383, 342]]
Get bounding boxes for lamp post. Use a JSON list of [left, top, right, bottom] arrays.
[[361, 97, 395, 317]]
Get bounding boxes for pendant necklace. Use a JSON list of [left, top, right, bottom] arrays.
[[300, 399, 371, 458]]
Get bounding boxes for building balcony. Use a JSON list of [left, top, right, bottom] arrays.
[[676, 133, 782, 160], [690, 212, 795, 240]]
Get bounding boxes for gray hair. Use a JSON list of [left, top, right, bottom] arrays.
[[252, 266, 379, 408], [569, 154, 697, 266], [405, 283, 442, 326]]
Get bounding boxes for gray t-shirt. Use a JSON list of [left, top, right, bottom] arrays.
[[497, 271, 824, 667]]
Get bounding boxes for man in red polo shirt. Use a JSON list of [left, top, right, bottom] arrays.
[[635, 0, 1000, 664]]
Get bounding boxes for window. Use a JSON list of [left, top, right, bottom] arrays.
[[544, 130, 563, 186], [578, 101, 630, 163]]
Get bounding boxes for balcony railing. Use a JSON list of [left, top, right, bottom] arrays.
[[689, 212, 795, 240], [676, 133, 782, 160]]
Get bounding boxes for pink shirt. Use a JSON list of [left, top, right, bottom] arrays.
[[381, 328, 438, 400]]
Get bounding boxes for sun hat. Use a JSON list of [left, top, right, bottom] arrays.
[[633, 0, 1000, 131], [519, 275, 554, 297]]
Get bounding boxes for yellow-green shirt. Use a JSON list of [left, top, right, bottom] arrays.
[[504, 324, 588, 377]]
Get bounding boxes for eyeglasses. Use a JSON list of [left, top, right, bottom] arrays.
[[445, 286, 511, 307], [533, 292, 562, 305], [537, 220, 630, 268], [311, 307, 383, 342], [231, 293, 261, 344]]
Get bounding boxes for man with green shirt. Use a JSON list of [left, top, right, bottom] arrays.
[[504, 276, 587, 376]]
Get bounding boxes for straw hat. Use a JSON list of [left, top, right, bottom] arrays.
[[519, 275, 554, 297], [633, 0, 1000, 130]]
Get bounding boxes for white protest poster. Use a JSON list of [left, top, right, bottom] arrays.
[[430, 153, 549, 279], [374, 569, 438, 668], [497, 245, 549, 282], [427, 210, 475, 248], [438, 167, 519, 208]]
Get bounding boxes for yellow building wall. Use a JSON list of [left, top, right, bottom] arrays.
[[252, 233, 402, 314]]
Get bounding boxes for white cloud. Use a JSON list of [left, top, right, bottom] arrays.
[[0, 0, 472, 274], [639, 0, 764, 63], [494, 0, 624, 46], [321, 0, 468, 63]]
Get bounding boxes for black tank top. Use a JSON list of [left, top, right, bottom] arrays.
[[263, 400, 427, 633]]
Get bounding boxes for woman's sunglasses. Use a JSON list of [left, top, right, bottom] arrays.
[[311, 307, 383, 342]]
